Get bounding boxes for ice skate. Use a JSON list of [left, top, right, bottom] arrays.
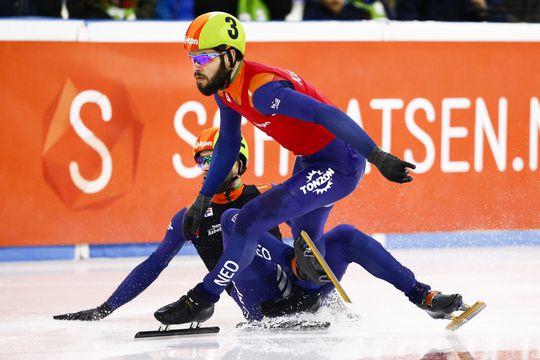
[[293, 233, 329, 284], [297, 231, 352, 303], [407, 282, 486, 330], [407, 282, 463, 319], [417, 290, 464, 319], [154, 288, 215, 325]]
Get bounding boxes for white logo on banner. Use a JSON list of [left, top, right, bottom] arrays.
[[69, 90, 113, 194]]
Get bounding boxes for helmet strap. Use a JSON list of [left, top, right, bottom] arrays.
[[221, 49, 237, 90], [226, 49, 235, 68], [218, 175, 242, 196]]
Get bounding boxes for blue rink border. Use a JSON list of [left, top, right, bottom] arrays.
[[0, 243, 199, 262], [1, 230, 538, 262], [385, 229, 540, 249]]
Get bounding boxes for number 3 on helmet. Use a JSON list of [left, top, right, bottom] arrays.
[[184, 12, 246, 55]]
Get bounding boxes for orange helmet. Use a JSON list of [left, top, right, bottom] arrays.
[[193, 127, 249, 175]]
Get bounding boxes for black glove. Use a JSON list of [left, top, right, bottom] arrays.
[[182, 192, 212, 238], [53, 302, 113, 321], [260, 290, 322, 318], [368, 147, 416, 183]]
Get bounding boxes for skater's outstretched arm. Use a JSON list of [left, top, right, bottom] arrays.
[[252, 81, 415, 183], [53, 209, 188, 321]]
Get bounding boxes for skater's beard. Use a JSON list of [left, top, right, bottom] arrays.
[[195, 58, 230, 96]]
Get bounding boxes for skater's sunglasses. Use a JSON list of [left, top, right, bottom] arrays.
[[189, 51, 226, 66], [195, 155, 213, 168]]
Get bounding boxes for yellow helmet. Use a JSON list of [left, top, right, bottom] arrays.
[[184, 12, 246, 55]]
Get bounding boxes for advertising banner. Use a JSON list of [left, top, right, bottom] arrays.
[[1, 40, 539, 246]]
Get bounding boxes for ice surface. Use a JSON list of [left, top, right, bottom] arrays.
[[1, 246, 539, 360]]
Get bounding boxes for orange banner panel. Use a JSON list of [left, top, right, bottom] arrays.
[[0, 41, 538, 246]]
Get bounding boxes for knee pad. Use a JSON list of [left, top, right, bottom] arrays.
[[335, 224, 376, 253], [220, 208, 241, 237], [169, 208, 187, 232], [326, 224, 356, 245]]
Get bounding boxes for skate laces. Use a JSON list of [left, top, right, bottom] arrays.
[[179, 294, 197, 310], [303, 245, 313, 257], [292, 237, 328, 283]]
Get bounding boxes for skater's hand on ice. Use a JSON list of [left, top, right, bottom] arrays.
[[183, 192, 212, 238], [53, 303, 112, 321], [368, 147, 416, 184]]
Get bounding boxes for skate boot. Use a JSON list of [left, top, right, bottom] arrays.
[[260, 289, 322, 317], [154, 285, 215, 325], [407, 282, 464, 319], [292, 235, 329, 285]]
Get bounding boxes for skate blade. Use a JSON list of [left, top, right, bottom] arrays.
[[134, 324, 220, 339], [445, 301, 486, 331], [300, 231, 352, 303]]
